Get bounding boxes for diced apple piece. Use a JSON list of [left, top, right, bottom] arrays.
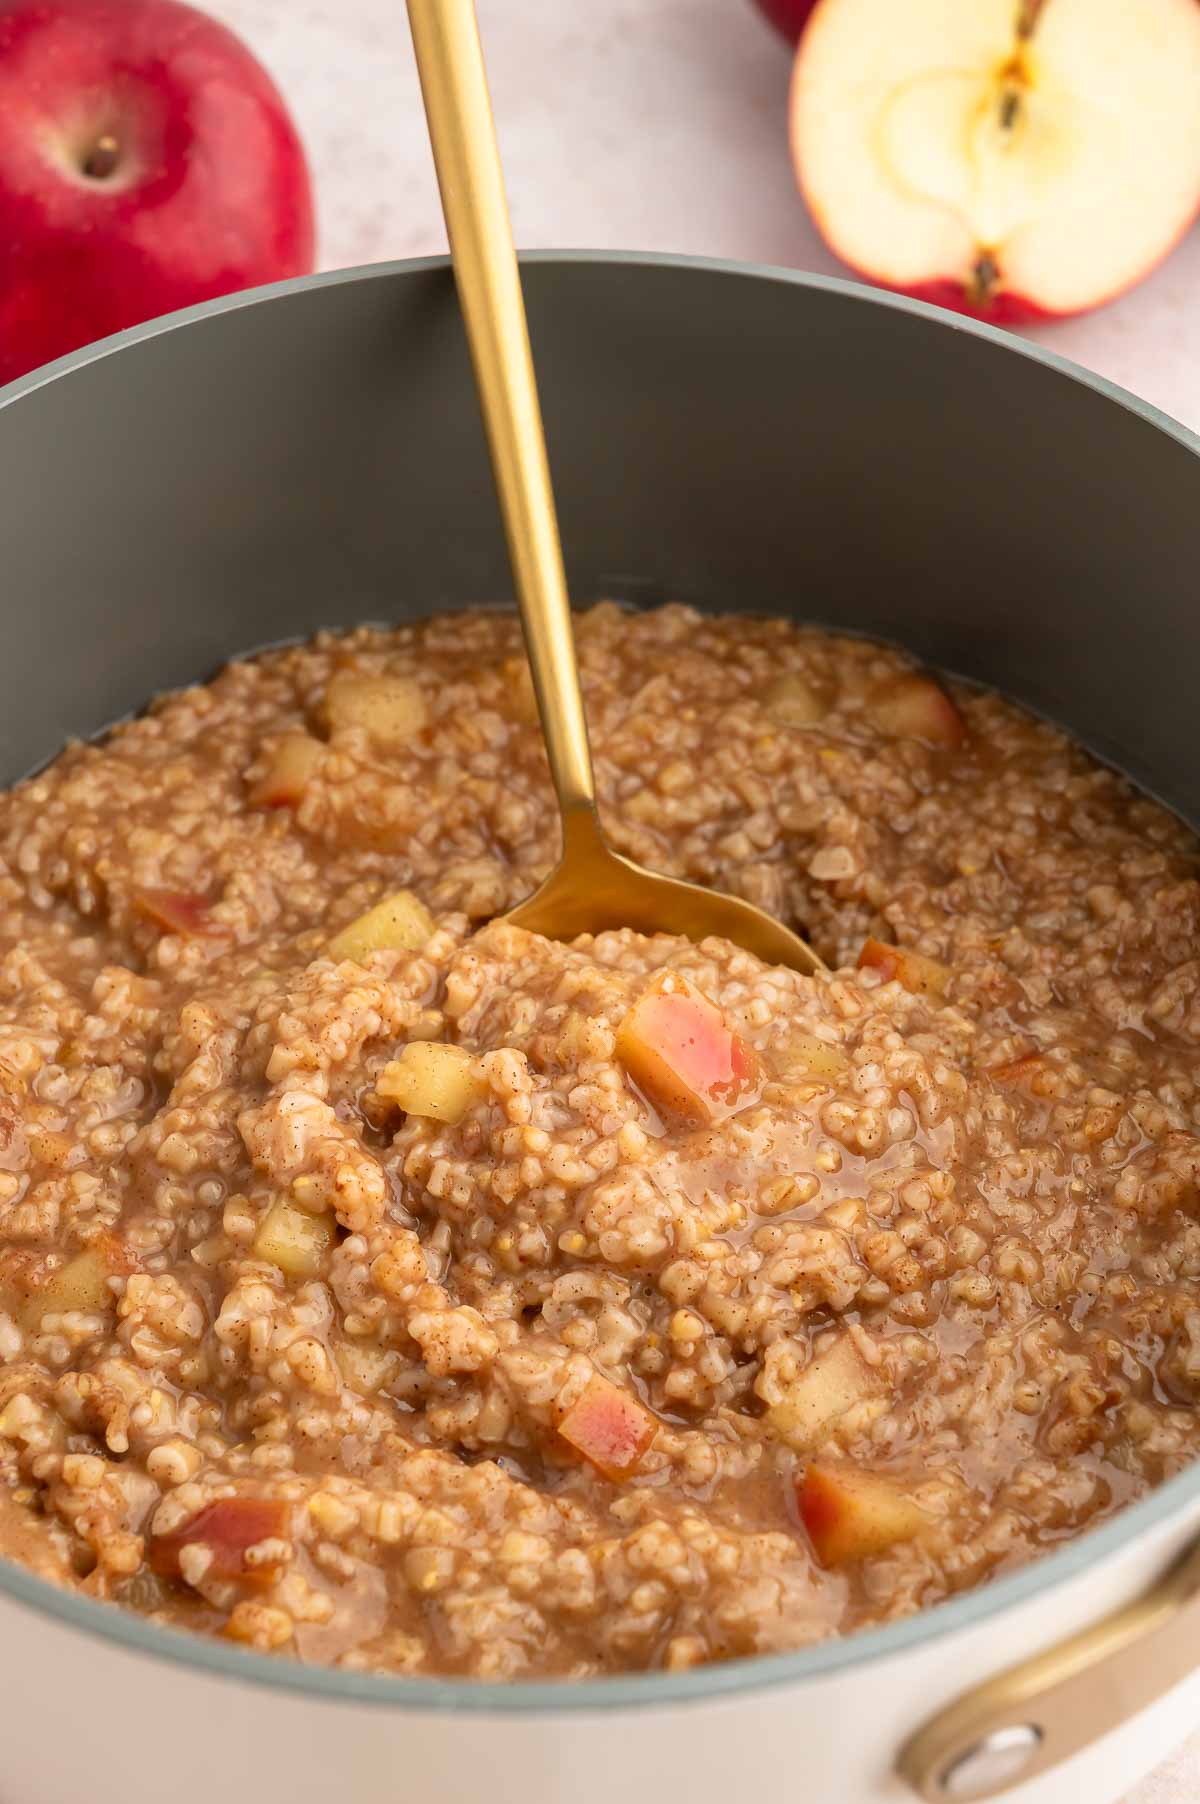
[[858, 938, 949, 1001], [376, 1042, 485, 1124], [766, 674, 828, 727], [616, 972, 759, 1126], [20, 1243, 125, 1328], [782, 1033, 850, 1087], [335, 1340, 400, 1395], [132, 888, 222, 938], [989, 1051, 1042, 1084], [558, 1373, 658, 1481], [253, 1201, 336, 1279], [869, 675, 964, 749], [988, 1050, 1059, 1099], [322, 672, 427, 747], [767, 1336, 880, 1452], [798, 1464, 927, 1567], [328, 889, 434, 964], [499, 656, 539, 724], [249, 733, 326, 808], [151, 1495, 291, 1588]]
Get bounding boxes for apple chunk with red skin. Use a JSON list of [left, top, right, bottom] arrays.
[[0, 0, 315, 385], [791, 0, 1200, 321], [249, 734, 326, 809], [151, 1495, 291, 1589], [132, 887, 223, 938], [858, 938, 949, 1001], [558, 1373, 658, 1481], [869, 675, 964, 750], [615, 972, 759, 1126], [798, 1465, 927, 1567]]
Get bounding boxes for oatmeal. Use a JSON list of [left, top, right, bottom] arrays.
[[0, 602, 1198, 1678]]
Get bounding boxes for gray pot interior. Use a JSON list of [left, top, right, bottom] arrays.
[[4, 255, 1198, 822]]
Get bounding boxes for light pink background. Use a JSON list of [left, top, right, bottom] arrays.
[[205, 4, 1200, 1796]]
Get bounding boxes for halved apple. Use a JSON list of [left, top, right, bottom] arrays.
[[791, 0, 1200, 321], [798, 1464, 927, 1566], [615, 972, 759, 1125]]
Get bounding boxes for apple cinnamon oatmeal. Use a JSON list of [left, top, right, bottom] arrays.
[[2, 602, 1199, 1678]]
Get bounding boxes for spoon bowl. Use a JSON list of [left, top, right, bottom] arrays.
[[407, 0, 822, 979], [505, 804, 824, 971]]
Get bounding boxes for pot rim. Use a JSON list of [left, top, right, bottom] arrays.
[[1, 249, 1198, 1715]]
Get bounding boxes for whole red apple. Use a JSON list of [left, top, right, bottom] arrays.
[[750, 0, 818, 42], [0, 0, 315, 385]]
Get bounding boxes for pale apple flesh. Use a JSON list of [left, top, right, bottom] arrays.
[[765, 1335, 881, 1452], [791, 0, 1200, 319]]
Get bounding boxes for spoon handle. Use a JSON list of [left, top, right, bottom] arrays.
[[407, 0, 597, 821]]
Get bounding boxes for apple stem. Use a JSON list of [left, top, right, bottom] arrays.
[[82, 135, 121, 181], [966, 254, 1000, 309], [1016, 0, 1046, 39], [999, 89, 1021, 130]]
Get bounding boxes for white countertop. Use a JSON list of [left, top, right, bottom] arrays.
[[214, 0, 1200, 434], [207, 4, 1200, 1797]]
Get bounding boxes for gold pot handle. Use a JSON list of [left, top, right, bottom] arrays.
[[898, 1532, 1200, 1801]]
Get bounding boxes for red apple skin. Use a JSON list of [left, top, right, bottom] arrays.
[[616, 974, 760, 1126], [151, 1495, 291, 1587], [750, 0, 819, 42], [857, 938, 949, 1001], [885, 277, 1055, 328], [0, 0, 315, 386], [558, 1374, 658, 1482], [869, 674, 965, 749], [795, 167, 1061, 325], [132, 886, 223, 938], [804, 228, 1195, 330], [795, 145, 1200, 328]]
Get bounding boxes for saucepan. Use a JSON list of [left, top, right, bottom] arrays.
[[1, 253, 1198, 1804]]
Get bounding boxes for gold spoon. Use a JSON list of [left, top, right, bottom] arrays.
[[406, 0, 823, 976]]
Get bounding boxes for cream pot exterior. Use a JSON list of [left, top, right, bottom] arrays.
[[0, 256, 1198, 1804], [1, 1476, 1200, 1804]]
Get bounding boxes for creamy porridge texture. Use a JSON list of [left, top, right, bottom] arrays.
[[1, 602, 1198, 1678]]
